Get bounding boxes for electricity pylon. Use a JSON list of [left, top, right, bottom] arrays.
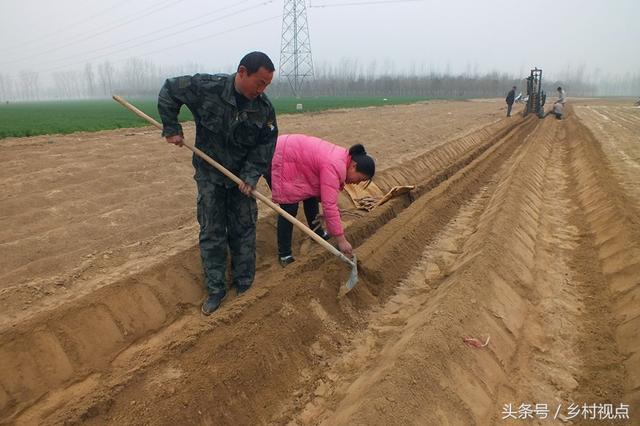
[[279, 0, 314, 97]]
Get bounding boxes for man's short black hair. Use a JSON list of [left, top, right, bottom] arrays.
[[238, 51, 275, 74]]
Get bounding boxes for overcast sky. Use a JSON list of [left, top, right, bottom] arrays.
[[0, 0, 638, 80]]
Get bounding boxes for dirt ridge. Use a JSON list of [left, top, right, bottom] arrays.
[[567, 112, 640, 410], [0, 114, 520, 422]]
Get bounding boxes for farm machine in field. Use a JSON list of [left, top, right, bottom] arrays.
[[523, 68, 545, 118]]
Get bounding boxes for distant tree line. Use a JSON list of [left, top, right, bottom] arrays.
[[0, 58, 638, 102], [0, 58, 205, 101]]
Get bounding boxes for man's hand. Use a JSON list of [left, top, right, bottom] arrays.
[[166, 135, 184, 146], [238, 181, 254, 196]]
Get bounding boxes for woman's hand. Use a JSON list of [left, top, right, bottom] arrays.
[[335, 235, 353, 257]]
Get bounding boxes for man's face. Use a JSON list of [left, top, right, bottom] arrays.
[[235, 66, 274, 100]]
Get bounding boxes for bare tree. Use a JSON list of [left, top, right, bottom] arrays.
[[119, 57, 158, 96], [84, 63, 96, 98], [53, 71, 82, 99], [5, 55, 636, 101], [19, 71, 40, 101], [0, 73, 14, 102], [97, 61, 115, 97]]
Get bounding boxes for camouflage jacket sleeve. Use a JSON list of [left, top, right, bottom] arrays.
[[239, 104, 278, 188], [157, 75, 201, 137]]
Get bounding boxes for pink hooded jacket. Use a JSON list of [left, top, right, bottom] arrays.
[[270, 134, 350, 237]]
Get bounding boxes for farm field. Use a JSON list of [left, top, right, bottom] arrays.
[[0, 96, 433, 139], [0, 98, 638, 425]]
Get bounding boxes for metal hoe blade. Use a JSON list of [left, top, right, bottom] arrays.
[[345, 254, 359, 290]]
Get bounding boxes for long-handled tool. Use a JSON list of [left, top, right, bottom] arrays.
[[112, 95, 358, 290]]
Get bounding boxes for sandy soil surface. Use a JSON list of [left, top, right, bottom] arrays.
[[573, 102, 640, 210], [1, 99, 638, 425], [0, 100, 499, 328]]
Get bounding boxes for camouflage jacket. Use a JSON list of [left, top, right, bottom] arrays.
[[158, 73, 278, 188]]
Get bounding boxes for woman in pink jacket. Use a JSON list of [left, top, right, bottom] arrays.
[[266, 134, 375, 267]]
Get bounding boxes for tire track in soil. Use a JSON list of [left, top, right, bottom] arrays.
[[491, 114, 627, 426], [568, 107, 640, 415], [573, 105, 640, 215]]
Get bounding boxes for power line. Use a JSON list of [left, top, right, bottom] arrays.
[[310, 0, 424, 8], [18, 1, 274, 71], [45, 14, 283, 73], [0, 0, 184, 66], [0, 0, 131, 55]]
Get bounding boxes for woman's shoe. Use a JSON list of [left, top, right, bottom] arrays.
[[279, 255, 295, 267], [316, 230, 330, 241]]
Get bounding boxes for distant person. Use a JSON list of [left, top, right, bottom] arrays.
[[544, 86, 566, 119], [265, 135, 375, 267], [505, 86, 516, 117], [158, 51, 278, 315], [556, 86, 566, 105], [546, 101, 564, 120]]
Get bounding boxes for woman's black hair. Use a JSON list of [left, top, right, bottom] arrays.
[[349, 144, 375, 186]]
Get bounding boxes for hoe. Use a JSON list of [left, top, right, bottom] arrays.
[[113, 95, 359, 290]]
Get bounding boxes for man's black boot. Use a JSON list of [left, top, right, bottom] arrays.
[[201, 291, 227, 315]]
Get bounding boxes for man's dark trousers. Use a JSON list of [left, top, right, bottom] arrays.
[[196, 179, 257, 295]]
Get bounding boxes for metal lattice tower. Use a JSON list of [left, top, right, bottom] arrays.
[[279, 0, 314, 97]]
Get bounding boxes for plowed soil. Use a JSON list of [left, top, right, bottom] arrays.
[[1, 99, 638, 425]]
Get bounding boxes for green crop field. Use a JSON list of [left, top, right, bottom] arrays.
[[0, 96, 432, 139]]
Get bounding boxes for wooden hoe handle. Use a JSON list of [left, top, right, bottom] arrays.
[[112, 95, 353, 266]]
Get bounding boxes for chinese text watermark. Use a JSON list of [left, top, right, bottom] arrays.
[[501, 403, 630, 421]]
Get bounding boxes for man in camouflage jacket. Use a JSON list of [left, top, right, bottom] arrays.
[[158, 51, 278, 315]]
